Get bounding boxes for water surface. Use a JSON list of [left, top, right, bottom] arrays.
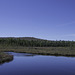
[[0, 52, 75, 75]]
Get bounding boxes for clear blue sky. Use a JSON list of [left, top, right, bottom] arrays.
[[0, 0, 75, 40]]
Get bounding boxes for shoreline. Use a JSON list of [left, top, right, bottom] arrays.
[[0, 47, 75, 57]]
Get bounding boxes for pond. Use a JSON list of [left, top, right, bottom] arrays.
[[0, 52, 75, 75]]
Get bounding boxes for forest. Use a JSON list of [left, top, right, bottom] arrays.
[[0, 37, 75, 47]]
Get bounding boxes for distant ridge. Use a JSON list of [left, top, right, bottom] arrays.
[[0, 37, 74, 47], [0, 37, 45, 41]]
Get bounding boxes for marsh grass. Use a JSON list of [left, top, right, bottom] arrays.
[[0, 52, 13, 64], [0, 46, 75, 57]]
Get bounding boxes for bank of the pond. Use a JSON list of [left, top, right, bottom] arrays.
[[0, 52, 13, 64], [0, 47, 75, 57]]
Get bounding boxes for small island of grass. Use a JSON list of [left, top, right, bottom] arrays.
[[0, 52, 13, 64]]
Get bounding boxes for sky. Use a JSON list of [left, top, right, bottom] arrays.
[[0, 0, 75, 40]]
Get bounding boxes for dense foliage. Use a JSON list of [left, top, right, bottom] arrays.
[[0, 37, 75, 47]]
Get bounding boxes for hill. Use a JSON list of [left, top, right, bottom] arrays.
[[0, 37, 75, 47], [0, 37, 44, 41]]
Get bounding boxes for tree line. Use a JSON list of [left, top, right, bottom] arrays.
[[0, 38, 75, 47]]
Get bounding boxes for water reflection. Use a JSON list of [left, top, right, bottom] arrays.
[[5, 52, 36, 57], [0, 52, 75, 75]]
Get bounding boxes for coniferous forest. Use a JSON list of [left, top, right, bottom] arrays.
[[0, 37, 75, 47]]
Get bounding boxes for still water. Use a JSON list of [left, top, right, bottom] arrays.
[[0, 52, 75, 75]]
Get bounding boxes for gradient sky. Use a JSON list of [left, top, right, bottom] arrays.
[[0, 0, 75, 40]]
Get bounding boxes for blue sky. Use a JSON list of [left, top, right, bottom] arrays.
[[0, 0, 75, 40]]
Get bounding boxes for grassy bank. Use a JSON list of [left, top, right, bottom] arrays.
[[0, 52, 13, 64], [0, 46, 75, 57], [0, 37, 75, 57]]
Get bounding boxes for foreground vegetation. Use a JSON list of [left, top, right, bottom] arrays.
[[0, 52, 13, 64], [0, 37, 75, 57]]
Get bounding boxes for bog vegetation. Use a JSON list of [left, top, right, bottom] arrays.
[[0, 52, 13, 64]]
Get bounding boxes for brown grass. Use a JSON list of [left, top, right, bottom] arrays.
[[0, 46, 75, 57], [0, 52, 13, 64]]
